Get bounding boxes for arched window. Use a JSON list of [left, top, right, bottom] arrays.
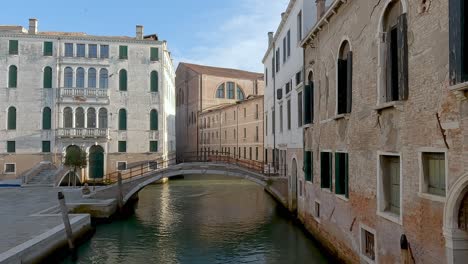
[[150, 71, 158, 92], [7, 106, 16, 130], [98, 108, 108, 129], [150, 109, 158, 131], [42, 107, 52, 130], [8, 65, 17, 88], [337, 40, 352, 114], [227, 82, 235, 99], [75, 107, 85, 128], [43, 67, 52, 89], [216, 83, 225, 98], [88, 68, 97, 88], [63, 107, 73, 128], [76, 67, 85, 88], [99, 69, 108, 89], [236, 85, 245, 100], [119, 69, 127, 91], [118, 109, 127, 130], [87, 108, 96, 128], [64, 67, 73, 88]]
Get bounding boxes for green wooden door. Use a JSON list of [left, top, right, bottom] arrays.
[[89, 147, 104, 179]]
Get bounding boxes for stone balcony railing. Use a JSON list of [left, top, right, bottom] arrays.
[[59, 88, 110, 104], [57, 128, 108, 139]]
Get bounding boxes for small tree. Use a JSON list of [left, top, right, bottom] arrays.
[[64, 146, 87, 187]]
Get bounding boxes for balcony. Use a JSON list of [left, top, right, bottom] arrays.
[[59, 88, 110, 104], [57, 128, 108, 139]]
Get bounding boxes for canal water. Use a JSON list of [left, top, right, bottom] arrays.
[[63, 177, 329, 264]]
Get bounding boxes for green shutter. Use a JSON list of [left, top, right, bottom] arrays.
[[42, 107, 51, 130], [335, 153, 342, 194], [8, 107, 16, 130], [320, 152, 332, 189], [344, 154, 349, 198], [151, 71, 159, 92], [42, 141, 51, 153], [150, 110, 158, 130], [7, 141, 15, 153], [119, 109, 127, 130], [118, 141, 127, 153], [43, 42, 53, 56], [304, 84, 312, 124], [151, 47, 159, 61], [9, 66, 17, 88], [43, 67, 52, 88], [150, 141, 158, 152], [9, 40, 18, 55], [119, 46, 128, 59], [304, 151, 312, 182], [119, 70, 127, 91]]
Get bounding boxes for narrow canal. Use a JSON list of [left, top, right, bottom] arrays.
[[63, 177, 329, 264]]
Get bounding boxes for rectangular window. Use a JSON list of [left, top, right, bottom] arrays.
[[150, 47, 159, 61], [320, 152, 332, 189], [117, 161, 127, 171], [304, 151, 313, 182], [244, 147, 246, 159], [255, 147, 258, 161], [335, 153, 349, 198], [9, 40, 18, 55], [279, 105, 283, 133], [283, 37, 287, 63], [296, 71, 302, 86], [88, 44, 97, 58], [287, 100, 291, 130], [100, 45, 109, 58], [118, 141, 127, 153], [5, 163, 16, 174], [42, 141, 51, 153], [249, 147, 252, 160], [304, 82, 314, 124], [255, 126, 259, 142], [76, 44, 85, 57], [449, 0, 468, 84], [298, 91, 303, 127], [150, 141, 158, 153], [276, 48, 280, 72], [119, 45, 128, 59], [287, 29, 291, 57], [244, 108, 246, 118], [65, 43, 74, 57], [7, 141, 15, 153], [243, 128, 246, 138], [380, 155, 401, 216], [422, 152, 446, 197], [265, 68, 268, 86], [43, 42, 53, 56], [361, 227, 376, 263], [297, 11, 303, 43]]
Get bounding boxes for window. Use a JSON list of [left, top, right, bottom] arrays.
[[304, 72, 314, 124], [43, 67, 52, 88], [65, 43, 73, 57], [9, 40, 18, 55], [44, 41, 53, 56], [276, 48, 280, 72], [287, 100, 291, 130], [421, 152, 446, 197], [337, 41, 352, 114], [88, 44, 97, 58], [360, 227, 376, 263], [283, 37, 287, 63], [298, 91, 303, 127], [7, 107, 16, 130], [150, 141, 158, 152], [287, 29, 291, 57], [76, 44, 85, 57], [42, 107, 52, 130], [320, 152, 332, 189], [99, 108, 108, 128], [119, 45, 128, 59], [249, 147, 252, 160], [450, 0, 468, 84], [150, 71, 159, 92], [296, 71, 302, 86], [255, 104, 259, 119], [88, 68, 97, 88], [297, 11, 303, 43], [87, 108, 96, 128], [117, 161, 127, 171], [243, 127, 247, 138], [244, 108, 247, 118], [64, 67, 73, 88], [7, 141, 15, 153], [75, 107, 85, 128], [255, 126, 259, 142], [279, 105, 283, 133], [256, 147, 258, 160], [265, 68, 268, 86], [150, 47, 159, 61], [42, 141, 51, 153], [304, 151, 312, 182], [244, 147, 246, 159], [76, 67, 85, 88], [335, 153, 349, 198], [150, 110, 158, 131], [237, 85, 245, 100], [5, 164, 16, 174], [8, 65, 17, 88], [63, 107, 73, 128], [99, 69, 108, 88], [227, 82, 235, 99], [119, 109, 127, 130], [119, 69, 127, 91], [379, 155, 401, 216], [100, 45, 109, 59], [118, 141, 127, 153], [216, 84, 225, 98]]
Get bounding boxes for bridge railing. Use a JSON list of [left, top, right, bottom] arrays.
[[177, 152, 264, 174]]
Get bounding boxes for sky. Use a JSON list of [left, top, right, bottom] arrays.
[[2, 0, 289, 73]]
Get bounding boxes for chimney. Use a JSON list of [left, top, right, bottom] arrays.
[[136, 25, 144, 40], [29, 18, 38, 34], [316, 0, 326, 19], [281, 12, 286, 20], [268, 32, 274, 46]]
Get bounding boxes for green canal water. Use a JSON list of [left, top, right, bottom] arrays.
[[63, 177, 329, 264]]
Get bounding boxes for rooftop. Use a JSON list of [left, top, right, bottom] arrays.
[[179, 62, 264, 80]]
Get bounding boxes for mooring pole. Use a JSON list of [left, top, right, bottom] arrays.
[[117, 172, 123, 212], [58, 192, 75, 256]]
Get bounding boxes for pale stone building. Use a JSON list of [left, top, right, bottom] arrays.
[[297, 0, 468, 263], [0, 19, 175, 182], [175, 63, 264, 160], [199, 95, 264, 162]]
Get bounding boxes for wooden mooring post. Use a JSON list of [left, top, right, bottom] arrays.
[[117, 172, 123, 212], [58, 191, 76, 259]]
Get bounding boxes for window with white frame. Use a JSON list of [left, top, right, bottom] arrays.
[[379, 155, 401, 217], [117, 161, 127, 171], [360, 226, 376, 263], [5, 163, 16, 174], [421, 152, 446, 197]]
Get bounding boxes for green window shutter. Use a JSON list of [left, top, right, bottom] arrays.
[[119, 70, 127, 91], [304, 151, 312, 182], [150, 141, 158, 152], [42, 141, 51, 153], [43, 67, 52, 88], [42, 107, 51, 130], [150, 47, 159, 61], [9, 65, 17, 88], [150, 110, 158, 130], [119, 46, 128, 59], [119, 109, 127, 130], [9, 40, 18, 55], [344, 154, 349, 198], [118, 141, 127, 153], [8, 107, 16, 130], [304, 84, 312, 124], [329, 153, 333, 190], [43, 42, 53, 56], [335, 153, 342, 194], [7, 141, 15, 153], [150, 71, 159, 92]]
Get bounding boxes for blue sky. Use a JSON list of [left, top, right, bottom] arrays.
[[2, 0, 289, 72]]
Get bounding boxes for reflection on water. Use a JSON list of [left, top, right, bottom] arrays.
[[63, 178, 328, 264]]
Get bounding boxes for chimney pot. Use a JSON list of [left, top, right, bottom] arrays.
[[268, 32, 274, 46], [29, 18, 38, 35], [136, 25, 144, 40]]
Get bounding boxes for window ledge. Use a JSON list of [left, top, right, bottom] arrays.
[[332, 114, 350, 121], [303, 123, 314, 129], [296, 82, 304, 90], [335, 194, 349, 202], [449, 81, 468, 100], [377, 211, 402, 225], [321, 188, 333, 194], [373, 101, 404, 112], [319, 118, 334, 124], [418, 192, 446, 203]]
